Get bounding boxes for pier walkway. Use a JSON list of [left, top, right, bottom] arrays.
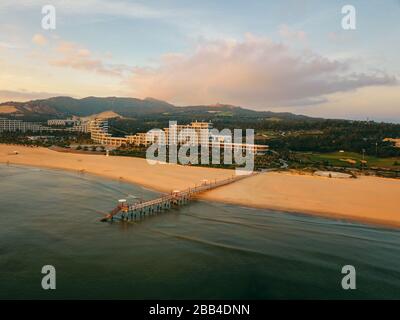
[[101, 173, 256, 222]]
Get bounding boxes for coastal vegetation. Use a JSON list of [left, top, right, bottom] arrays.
[[0, 131, 91, 148]]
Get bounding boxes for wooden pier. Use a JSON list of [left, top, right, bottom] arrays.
[[100, 173, 256, 222]]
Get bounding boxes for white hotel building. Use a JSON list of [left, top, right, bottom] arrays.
[[47, 119, 80, 126], [0, 118, 48, 132], [0, 117, 90, 133], [89, 119, 268, 154]]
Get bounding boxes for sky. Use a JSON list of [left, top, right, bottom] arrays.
[[0, 0, 399, 122]]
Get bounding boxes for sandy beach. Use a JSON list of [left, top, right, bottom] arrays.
[[1, 144, 399, 228]]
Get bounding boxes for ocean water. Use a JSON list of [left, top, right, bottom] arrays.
[[0, 164, 399, 299]]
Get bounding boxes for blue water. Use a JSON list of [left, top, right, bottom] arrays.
[[0, 164, 399, 299]]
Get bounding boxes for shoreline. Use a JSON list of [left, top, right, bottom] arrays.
[[199, 195, 400, 230], [5, 160, 400, 229], [1, 144, 400, 229]]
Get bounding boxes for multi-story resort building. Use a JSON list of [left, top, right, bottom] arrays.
[[47, 118, 90, 133], [88, 118, 153, 147], [66, 122, 90, 133], [1, 115, 268, 153], [164, 121, 212, 145], [47, 119, 80, 126], [0, 117, 91, 134], [89, 119, 268, 154], [0, 118, 49, 132]]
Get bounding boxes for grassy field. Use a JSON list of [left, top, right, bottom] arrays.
[[297, 151, 400, 169]]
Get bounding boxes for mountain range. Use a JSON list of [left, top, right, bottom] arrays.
[[0, 96, 316, 121]]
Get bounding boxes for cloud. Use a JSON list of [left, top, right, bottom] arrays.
[[49, 41, 131, 77], [32, 33, 48, 46], [292, 86, 400, 123], [0, 0, 169, 19], [128, 34, 397, 108], [0, 41, 19, 49], [278, 24, 306, 41], [0, 89, 61, 102]]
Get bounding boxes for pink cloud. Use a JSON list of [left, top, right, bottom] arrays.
[[0, 89, 62, 102], [128, 35, 396, 108], [32, 33, 48, 46], [278, 24, 306, 41], [50, 41, 131, 77]]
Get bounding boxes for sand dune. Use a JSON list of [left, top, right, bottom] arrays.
[[1, 144, 399, 228]]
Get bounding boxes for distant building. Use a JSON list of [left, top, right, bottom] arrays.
[[66, 122, 90, 133], [1, 117, 90, 133], [383, 138, 400, 148], [88, 119, 151, 147], [47, 118, 90, 133], [47, 119, 80, 126], [0, 118, 49, 132]]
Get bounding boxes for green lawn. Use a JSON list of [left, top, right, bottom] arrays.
[[215, 111, 233, 117], [298, 151, 400, 169]]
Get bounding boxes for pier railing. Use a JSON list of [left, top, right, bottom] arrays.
[[101, 172, 256, 222]]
